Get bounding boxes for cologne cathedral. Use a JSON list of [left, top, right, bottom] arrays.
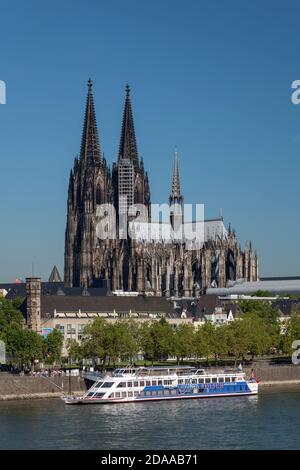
[[64, 80, 259, 296]]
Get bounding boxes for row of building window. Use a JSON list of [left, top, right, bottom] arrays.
[[55, 324, 85, 339], [56, 323, 185, 339]]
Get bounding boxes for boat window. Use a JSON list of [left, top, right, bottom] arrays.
[[134, 381, 139, 387], [212, 378, 218, 383], [128, 391, 133, 397], [219, 377, 224, 383], [96, 382, 104, 388], [152, 380, 157, 386], [171, 389, 177, 395], [185, 379, 190, 384], [121, 392, 127, 398], [164, 380, 172, 385], [198, 378, 204, 384], [102, 382, 114, 388], [231, 377, 236, 382], [192, 379, 197, 384], [127, 382, 133, 388], [158, 380, 163, 386], [178, 379, 184, 384], [115, 392, 121, 398], [151, 390, 156, 396], [163, 389, 169, 396], [157, 390, 163, 396], [94, 393, 105, 398], [205, 378, 211, 384], [87, 392, 95, 397], [146, 381, 151, 386], [146, 390, 151, 396], [140, 381, 145, 387], [134, 391, 139, 397], [117, 382, 126, 387]]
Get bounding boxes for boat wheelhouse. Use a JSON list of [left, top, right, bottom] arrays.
[[64, 366, 258, 404]]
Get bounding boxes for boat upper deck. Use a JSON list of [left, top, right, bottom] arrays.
[[108, 366, 246, 380]]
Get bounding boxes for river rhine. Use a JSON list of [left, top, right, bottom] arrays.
[[0, 386, 299, 449]]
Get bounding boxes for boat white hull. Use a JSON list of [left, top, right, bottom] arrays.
[[64, 389, 258, 405]]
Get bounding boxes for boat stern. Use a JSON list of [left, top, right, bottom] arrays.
[[247, 380, 259, 394]]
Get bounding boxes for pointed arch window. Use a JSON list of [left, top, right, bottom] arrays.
[[96, 187, 102, 204]]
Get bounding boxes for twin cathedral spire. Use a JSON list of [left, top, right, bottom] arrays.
[[69, 79, 177, 220], [65, 80, 178, 287]]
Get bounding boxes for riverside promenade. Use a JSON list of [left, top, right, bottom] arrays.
[[0, 364, 300, 400], [0, 373, 86, 400]]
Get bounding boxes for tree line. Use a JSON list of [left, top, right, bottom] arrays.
[[1, 297, 300, 369]]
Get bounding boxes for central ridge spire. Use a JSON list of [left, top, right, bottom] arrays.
[[80, 78, 101, 166], [170, 147, 183, 203], [118, 84, 139, 165]]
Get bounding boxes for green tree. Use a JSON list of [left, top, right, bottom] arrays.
[[140, 322, 156, 365], [140, 319, 174, 364], [226, 320, 250, 365], [116, 320, 140, 363], [67, 339, 83, 362], [173, 324, 195, 364], [0, 298, 23, 333], [242, 314, 276, 359], [19, 329, 44, 370], [0, 298, 25, 366], [2, 324, 24, 364], [101, 321, 138, 367], [211, 324, 229, 364], [193, 323, 214, 363], [240, 300, 279, 324], [79, 319, 141, 367], [81, 318, 107, 366], [43, 329, 63, 365], [280, 313, 300, 355]]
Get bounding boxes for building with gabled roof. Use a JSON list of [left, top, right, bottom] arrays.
[[48, 266, 63, 283]]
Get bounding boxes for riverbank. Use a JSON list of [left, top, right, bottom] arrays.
[[246, 364, 300, 387], [259, 380, 300, 387], [1, 364, 300, 400], [0, 374, 86, 401]]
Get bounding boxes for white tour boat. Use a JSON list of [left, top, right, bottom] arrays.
[[64, 366, 258, 405]]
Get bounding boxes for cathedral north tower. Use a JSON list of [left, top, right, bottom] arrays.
[[64, 80, 112, 287]]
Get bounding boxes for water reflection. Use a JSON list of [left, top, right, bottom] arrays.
[[0, 387, 299, 449]]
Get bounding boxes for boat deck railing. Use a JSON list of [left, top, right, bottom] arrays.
[[82, 367, 246, 382]]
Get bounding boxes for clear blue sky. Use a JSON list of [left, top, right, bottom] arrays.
[[0, 0, 300, 282]]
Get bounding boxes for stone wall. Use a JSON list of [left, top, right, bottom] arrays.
[[1, 364, 300, 400], [0, 374, 86, 400], [245, 364, 300, 384]]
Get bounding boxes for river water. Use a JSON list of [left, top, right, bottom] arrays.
[[0, 386, 299, 449]]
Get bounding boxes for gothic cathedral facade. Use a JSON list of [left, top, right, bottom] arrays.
[[64, 81, 259, 296]]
